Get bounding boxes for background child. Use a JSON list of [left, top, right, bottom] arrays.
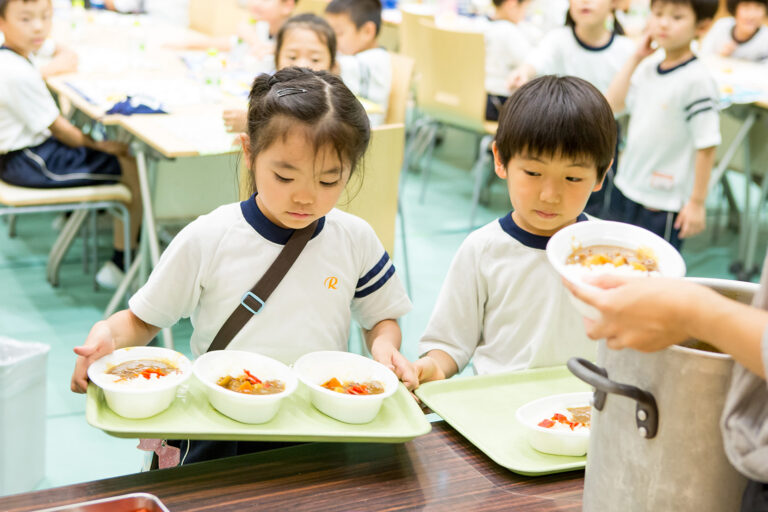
[[606, 0, 720, 250], [509, 0, 634, 216], [223, 13, 336, 132], [0, 0, 142, 287], [484, 0, 532, 121], [325, 0, 390, 126], [414, 75, 616, 383], [700, 0, 768, 61], [71, 68, 416, 461]]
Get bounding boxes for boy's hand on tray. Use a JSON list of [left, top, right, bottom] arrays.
[[371, 344, 419, 391], [71, 321, 116, 393]]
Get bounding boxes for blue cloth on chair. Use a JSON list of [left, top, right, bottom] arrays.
[[106, 96, 167, 115]]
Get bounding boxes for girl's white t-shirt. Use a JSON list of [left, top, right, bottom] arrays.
[[129, 197, 412, 363], [701, 17, 768, 62], [483, 18, 532, 97], [528, 26, 635, 93]]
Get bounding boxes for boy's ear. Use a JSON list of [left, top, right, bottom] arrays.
[[695, 18, 713, 38], [492, 142, 508, 179], [360, 20, 377, 42], [592, 160, 612, 192]]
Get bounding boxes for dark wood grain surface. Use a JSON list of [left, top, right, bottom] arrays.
[[0, 422, 583, 511]]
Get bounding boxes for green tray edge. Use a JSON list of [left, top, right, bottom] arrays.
[[415, 366, 588, 476]]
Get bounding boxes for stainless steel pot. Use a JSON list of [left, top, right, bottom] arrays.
[[569, 277, 758, 512]]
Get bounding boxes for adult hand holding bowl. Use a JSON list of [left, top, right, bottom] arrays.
[[546, 220, 686, 320]]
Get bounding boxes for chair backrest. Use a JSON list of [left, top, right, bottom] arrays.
[[188, 0, 248, 36], [337, 124, 405, 256], [293, 0, 330, 16], [385, 53, 415, 125], [398, 8, 434, 64], [416, 21, 486, 132]]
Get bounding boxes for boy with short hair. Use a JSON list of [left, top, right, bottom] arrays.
[[414, 75, 616, 382], [0, 0, 142, 286], [606, 0, 721, 249], [701, 0, 768, 61], [325, 0, 389, 126]]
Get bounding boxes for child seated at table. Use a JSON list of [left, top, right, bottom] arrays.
[[700, 0, 768, 62], [605, 0, 720, 250], [484, 0, 533, 121], [223, 13, 337, 133], [325, 0, 390, 126], [0, 0, 142, 287], [414, 75, 616, 383], [71, 68, 416, 463]]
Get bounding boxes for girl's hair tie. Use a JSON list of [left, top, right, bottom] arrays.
[[276, 87, 308, 98]]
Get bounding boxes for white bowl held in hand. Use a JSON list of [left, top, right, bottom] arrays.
[[193, 350, 298, 424], [516, 392, 593, 456], [546, 220, 686, 319], [293, 351, 399, 424], [88, 346, 192, 419]]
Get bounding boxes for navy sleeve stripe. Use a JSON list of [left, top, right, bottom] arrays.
[[356, 252, 390, 289], [684, 97, 716, 111], [686, 106, 715, 122], [354, 265, 396, 298]]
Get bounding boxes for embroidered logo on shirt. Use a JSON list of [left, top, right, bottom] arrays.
[[324, 276, 339, 290]]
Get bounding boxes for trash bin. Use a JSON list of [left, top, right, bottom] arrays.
[[0, 337, 50, 495]]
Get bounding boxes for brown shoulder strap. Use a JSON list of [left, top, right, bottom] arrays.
[[207, 220, 318, 352]]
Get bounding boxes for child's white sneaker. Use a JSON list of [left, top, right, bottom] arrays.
[[95, 260, 125, 289]]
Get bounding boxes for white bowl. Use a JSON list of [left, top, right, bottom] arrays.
[[546, 220, 686, 319], [193, 350, 298, 424], [293, 351, 399, 424], [88, 346, 192, 419], [516, 392, 592, 456]]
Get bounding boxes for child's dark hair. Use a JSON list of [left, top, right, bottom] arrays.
[[495, 76, 616, 180], [245, 68, 370, 195], [727, 0, 768, 15], [275, 13, 337, 70], [0, 0, 38, 17], [565, 9, 625, 36], [650, 0, 719, 21], [325, 0, 383, 35]]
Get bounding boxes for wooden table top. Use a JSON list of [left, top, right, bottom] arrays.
[[0, 422, 583, 511]]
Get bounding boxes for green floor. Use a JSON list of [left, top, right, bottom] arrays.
[[0, 128, 765, 496]]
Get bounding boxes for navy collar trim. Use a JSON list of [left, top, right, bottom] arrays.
[[240, 193, 325, 245], [498, 212, 589, 250], [657, 55, 697, 75], [731, 25, 759, 45], [572, 26, 615, 52]]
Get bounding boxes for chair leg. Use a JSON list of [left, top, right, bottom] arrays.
[[396, 196, 413, 298], [105, 251, 141, 318], [469, 134, 495, 229], [7, 214, 17, 237], [82, 210, 90, 274], [418, 123, 439, 203], [90, 209, 98, 289], [47, 209, 88, 287]]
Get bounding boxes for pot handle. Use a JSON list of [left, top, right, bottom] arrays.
[[567, 358, 659, 439]]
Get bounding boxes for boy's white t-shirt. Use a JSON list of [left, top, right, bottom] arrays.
[[418, 213, 597, 375], [615, 54, 722, 212], [701, 17, 768, 62], [338, 47, 391, 127], [528, 26, 634, 93], [483, 18, 531, 97], [129, 197, 412, 363], [0, 49, 60, 154]]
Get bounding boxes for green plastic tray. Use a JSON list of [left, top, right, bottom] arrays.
[[414, 366, 590, 475], [86, 378, 431, 443]]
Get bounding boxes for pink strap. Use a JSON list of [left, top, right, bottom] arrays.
[[137, 438, 181, 468]]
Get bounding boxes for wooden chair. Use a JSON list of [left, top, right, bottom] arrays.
[[337, 124, 410, 292], [0, 179, 132, 287], [293, 0, 330, 16], [188, 0, 248, 36], [413, 21, 497, 228], [398, 7, 434, 69], [386, 53, 415, 125]]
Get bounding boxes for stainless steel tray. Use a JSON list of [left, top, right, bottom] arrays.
[[36, 492, 169, 512]]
